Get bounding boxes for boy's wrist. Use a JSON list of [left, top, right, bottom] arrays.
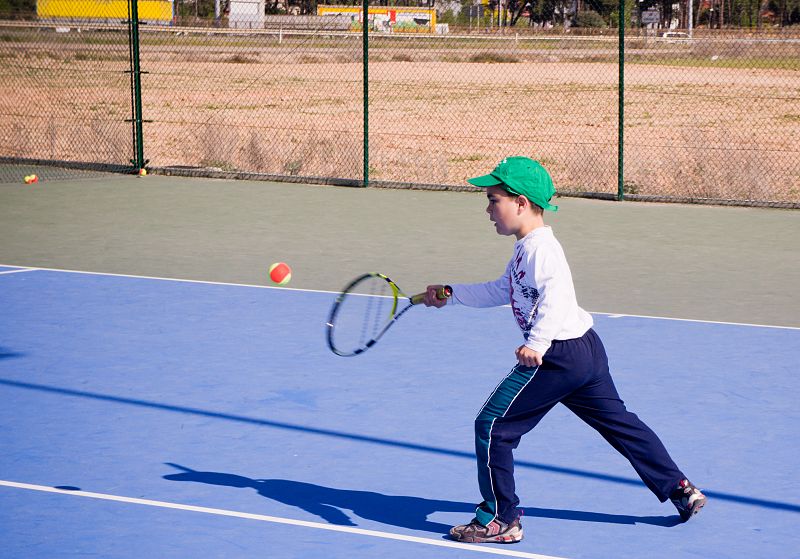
[[525, 339, 551, 354]]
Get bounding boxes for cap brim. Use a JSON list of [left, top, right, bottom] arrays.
[[466, 173, 504, 187]]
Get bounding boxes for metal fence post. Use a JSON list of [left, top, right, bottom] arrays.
[[128, 0, 146, 171], [362, 0, 369, 187], [617, 0, 625, 201]]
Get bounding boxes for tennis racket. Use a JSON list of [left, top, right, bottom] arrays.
[[326, 273, 452, 357]]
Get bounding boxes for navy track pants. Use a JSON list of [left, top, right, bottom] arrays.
[[473, 328, 684, 526]]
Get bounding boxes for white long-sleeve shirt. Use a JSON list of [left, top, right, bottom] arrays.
[[449, 226, 593, 354]]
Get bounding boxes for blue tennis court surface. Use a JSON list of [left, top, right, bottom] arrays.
[[1, 267, 798, 559]]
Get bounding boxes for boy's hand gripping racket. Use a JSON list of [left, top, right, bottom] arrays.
[[326, 273, 452, 357]]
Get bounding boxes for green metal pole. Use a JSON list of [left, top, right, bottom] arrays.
[[129, 0, 145, 171], [362, 0, 369, 187], [617, 0, 625, 201]]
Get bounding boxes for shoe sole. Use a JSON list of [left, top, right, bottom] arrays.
[[690, 496, 707, 517], [452, 527, 524, 544], [681, 496, 707, 521]]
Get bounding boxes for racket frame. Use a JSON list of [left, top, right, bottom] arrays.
[[326, 273, 450, 357]]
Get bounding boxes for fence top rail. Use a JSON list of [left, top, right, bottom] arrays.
[[2, 20, 800, 45]]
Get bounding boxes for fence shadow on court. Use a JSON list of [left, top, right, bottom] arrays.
[[162, 463, 681, 531], [2, 378, 796, 515], [0, 348, 23, 360]]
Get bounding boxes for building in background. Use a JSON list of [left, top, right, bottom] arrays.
[[317, 4, 436, 33], [228, 0, 265, 27]]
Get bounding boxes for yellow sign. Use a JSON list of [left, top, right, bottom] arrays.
[[38, 0, 173, 22]]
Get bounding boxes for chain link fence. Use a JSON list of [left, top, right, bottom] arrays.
[[139, 21, 364, 182], [0, 11, 137, 181], [1, 2, 798, 207], [367, 32, 619, 195], [621, 30, 800, 204]]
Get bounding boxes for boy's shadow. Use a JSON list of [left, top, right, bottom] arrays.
[[163, 463, 470, 532], [163, 463, 681, 533]]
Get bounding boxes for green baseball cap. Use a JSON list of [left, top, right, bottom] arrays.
[[467, 156, 558, 212]]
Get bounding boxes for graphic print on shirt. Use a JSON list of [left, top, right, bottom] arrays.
[[509, 247, 539, 340]]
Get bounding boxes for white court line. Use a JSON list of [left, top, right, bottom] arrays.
[[0, 480, 567, 559], [0, 267, 38, 275], [589, 311, 800, 331], [1, 263, 798, 331]]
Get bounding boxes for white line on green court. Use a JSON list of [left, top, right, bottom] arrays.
[[0, 480, 567, 559], [0, 267, 37, 275], [1, 263, 798, 331]]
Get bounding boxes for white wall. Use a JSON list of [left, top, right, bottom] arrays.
[[229, 0, 265, 28]]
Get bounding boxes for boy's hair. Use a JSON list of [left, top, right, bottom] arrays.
[[497, 187, 545, 216]]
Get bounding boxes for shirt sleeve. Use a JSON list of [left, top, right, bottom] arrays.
[[523, 245, 571, 354], [448, 265, 510, 308]]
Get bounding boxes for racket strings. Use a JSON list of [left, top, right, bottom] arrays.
[[331, 276, 395, 355], [361, 280, 381, 346]]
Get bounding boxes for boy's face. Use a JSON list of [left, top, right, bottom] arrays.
[[486, 185, 525, 237]]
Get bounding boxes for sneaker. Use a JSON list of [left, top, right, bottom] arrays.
[[670, 479, 707, 521], [449, 517, 523, 544]]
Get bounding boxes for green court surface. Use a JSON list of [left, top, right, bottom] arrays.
[[1, 173, 798, 327]]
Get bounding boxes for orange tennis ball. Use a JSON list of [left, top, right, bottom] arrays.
[[269, 262, 292, 286]]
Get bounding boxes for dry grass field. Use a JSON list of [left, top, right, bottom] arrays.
[[2, 24, 798, 203]]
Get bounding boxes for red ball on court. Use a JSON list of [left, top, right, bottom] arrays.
[[269, 262, 292, 286]]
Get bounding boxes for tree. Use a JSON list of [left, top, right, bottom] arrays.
[[574, 8, 606, 25], [0, 0, 36, 15], [526, 0, 559, 24]]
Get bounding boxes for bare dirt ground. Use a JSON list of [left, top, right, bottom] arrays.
[[2, 26, 798, 203]]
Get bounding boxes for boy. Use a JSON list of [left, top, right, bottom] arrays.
[[422, 157, 706, 544]]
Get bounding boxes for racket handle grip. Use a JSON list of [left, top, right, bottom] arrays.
[[410, 285, 452, 305]]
